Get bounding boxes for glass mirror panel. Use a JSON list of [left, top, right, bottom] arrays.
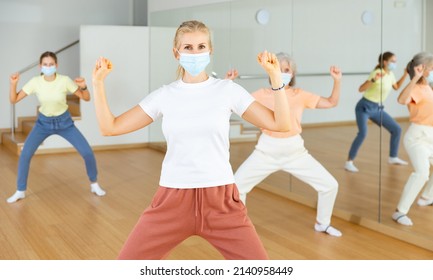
[[148, 0, 433, 252]]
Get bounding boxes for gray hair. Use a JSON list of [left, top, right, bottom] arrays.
[[275, 52, 297, 86], [406, 52, 433, 82]]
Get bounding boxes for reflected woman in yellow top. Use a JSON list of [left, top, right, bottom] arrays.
[[345, 51, 408, 172]]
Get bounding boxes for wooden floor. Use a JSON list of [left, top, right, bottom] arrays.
[[1, 121, 433, 259]]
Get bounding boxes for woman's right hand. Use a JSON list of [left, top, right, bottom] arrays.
[[373, 72, 383, 81], [93, 57, 113, 82], [257, 51, 280, 76], [257, 51, 283, 88], [10, 73, 19, 85]]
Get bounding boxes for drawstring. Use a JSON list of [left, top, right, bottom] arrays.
[[195, 188, 204, 232], [195, 189, 198, 217]]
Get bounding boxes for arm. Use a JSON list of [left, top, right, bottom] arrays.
[[397, 64, 424, 105], [316, 66, 342, 109], [242, 51, 291, 132], [392, 70, 408, 90], [358, 72, 382, 92], [92, 57, 153, 136], [73, 77, 91, 101], [9, 73, 27, 104]]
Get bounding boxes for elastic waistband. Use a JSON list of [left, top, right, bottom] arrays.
[[258, 132, 303, 145], [409, 123, 433, 134]]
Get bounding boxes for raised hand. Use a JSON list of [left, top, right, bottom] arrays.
[[10, 73, 20, 85], [93, 57, 113, 82], [74, 77, 87, 88], [330, 66, 342, 80], [257, 51, 280, 76], [374, 72, 383, 81]]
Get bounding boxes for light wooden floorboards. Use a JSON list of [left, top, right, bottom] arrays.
[[0, 121, 433, 259]]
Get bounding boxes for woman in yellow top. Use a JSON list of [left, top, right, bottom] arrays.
[[7, 51, 106, 203], [345, 52, 408, 172], [392, 52, 433, 226]]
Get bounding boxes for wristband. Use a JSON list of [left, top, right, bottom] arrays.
[[370, 78, 376, 83], [271, 83, 285, 91], [80, 86, 88, 91]]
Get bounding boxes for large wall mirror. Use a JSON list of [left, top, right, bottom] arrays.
[[147, 0, 433, 251]]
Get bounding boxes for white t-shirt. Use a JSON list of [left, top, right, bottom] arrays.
[[139, 77, 254, 189]]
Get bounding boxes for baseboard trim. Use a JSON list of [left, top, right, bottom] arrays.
[[302, 117, 410, 128]]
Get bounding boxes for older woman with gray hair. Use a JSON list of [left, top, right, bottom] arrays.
[[234, 52, 343, 237], [392, 52, 433, 226]]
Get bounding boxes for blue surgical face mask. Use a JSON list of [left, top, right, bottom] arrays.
[[427, 71, 433, 83], [387, 62, 397, 71], [178, 51, 210, 77], [41, 66, 56, 76], [281, 73, 292, 86]]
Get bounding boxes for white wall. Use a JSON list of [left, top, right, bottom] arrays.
[[148, 27, 178, 142], [148, 0, 424, 126], [0, 0, 133, 130], [427, 0, 433, 53], [148, 0, 228, 12], [73, 25, 149, 148]]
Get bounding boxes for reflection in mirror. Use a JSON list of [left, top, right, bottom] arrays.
[[148, 0, 433, 251], [377, 0, 433, 250]]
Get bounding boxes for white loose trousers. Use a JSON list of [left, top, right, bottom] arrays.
[[235, 133, 338, 225]]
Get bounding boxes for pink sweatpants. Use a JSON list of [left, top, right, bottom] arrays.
[[117, 184, 268, 260]]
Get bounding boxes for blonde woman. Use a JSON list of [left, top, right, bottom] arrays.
[[92, 20, 291, 259]]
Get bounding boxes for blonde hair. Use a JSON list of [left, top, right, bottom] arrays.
[[173, 20, 212, 79]]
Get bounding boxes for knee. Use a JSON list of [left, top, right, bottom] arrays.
[[328, 180, 339, 193], [411, 172, 429, 183], [317, 177, 339, 194], [81, 150, 95, 161], [19, 150, 34, 162], [391, 125, 402, 136], [356, 130, 367, 140]]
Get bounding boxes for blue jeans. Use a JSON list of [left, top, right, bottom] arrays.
[[17, 110, 98, 191], [348, 97, 402, 160]]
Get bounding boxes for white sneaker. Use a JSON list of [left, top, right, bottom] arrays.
[[6, 191, 26, 203], [388, 157, 408, 165], [345, 161, 359, 172], [392, 211, 413, 226], [417, 197, 433, 206], [91, 183, 106, 196]]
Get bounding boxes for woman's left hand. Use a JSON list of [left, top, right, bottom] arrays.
[[330, 66, 342, 80]]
